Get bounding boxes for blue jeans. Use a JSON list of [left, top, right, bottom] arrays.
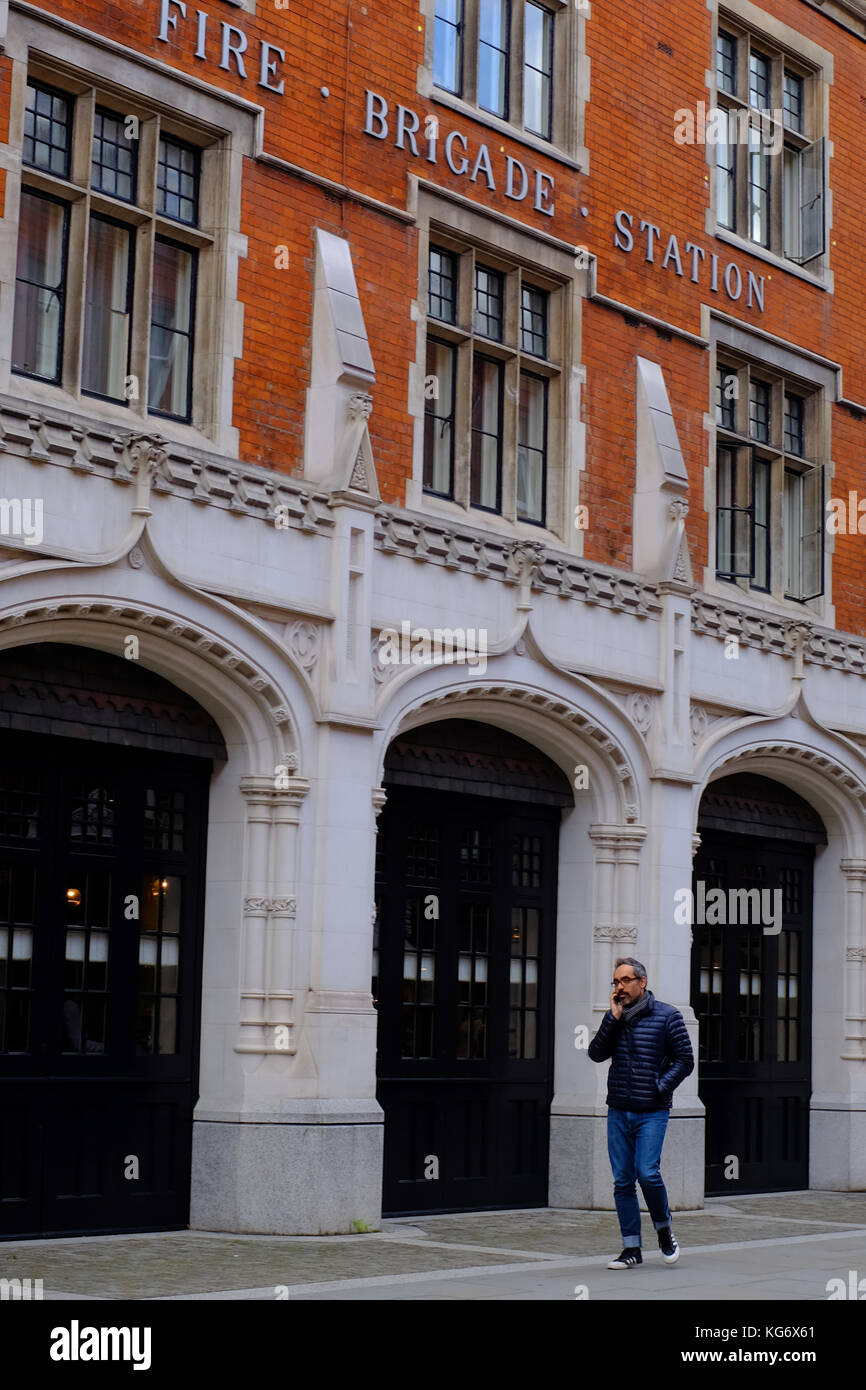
[[607, 1108, 672, 1248]]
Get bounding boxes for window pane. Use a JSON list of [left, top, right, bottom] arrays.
[[473, 264, 503, 339], [716, 366, 737, 430], [428, 245, 457, 322], [784, 469, 802, 597], [753, 457, 770, 590], [434, 0, 463, 94], [23, 82, 71, 177], [523, 3, 553, 139], [716, 445, 752, 578], [748, 123, 770, 246], [783, 145, 801, 261], [716, 120, 736, 231], [157, 137, 199, 225], [783, 72, 804, 133], [518, 372, 546, 523], [82, 218, 132, 401], [148, 239, 195, 420], [424, 337, 455, 496], [91, 109, 137, 202], [784, 394, 805, 456], [749, 379, 770, 442], [520, 284, 548, 356], [478, 0, 509, 117], [12, 192, 67, 382], [749, 51, 770, 110], [470, 356, 502, 510], [717, 31, 737, 96]]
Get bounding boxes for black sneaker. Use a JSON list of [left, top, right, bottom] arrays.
[[657, 1226, 680, 1263], [607, 1247, 642, 1269]]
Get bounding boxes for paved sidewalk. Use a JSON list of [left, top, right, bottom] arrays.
[[3, 1191, 865, 1300]]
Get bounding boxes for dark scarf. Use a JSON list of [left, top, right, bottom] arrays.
[[621, 988, 652, 1024]]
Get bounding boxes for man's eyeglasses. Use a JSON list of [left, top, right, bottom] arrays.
[[611, 977, 638, 987]]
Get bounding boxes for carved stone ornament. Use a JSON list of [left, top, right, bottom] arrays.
[[244, 896, 296, 916], [668, 498, 689, 521], [593, 925, 638, 942], [349, 451, 368, 490], [286, 620, 320, 672], [348, 392, 374, 421], [626, 691, 653, 735], [690, 703, 708, 745], [128, 433, 167, 479]]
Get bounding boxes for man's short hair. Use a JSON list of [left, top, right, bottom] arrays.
[[614, 956, 647, 981]]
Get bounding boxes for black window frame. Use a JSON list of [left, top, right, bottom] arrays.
[[523, 0, 554, 141], [423, 335, 457, 500], [23, 79, 73, 180], [12, 187, 70, 387], [91, 106, 139, 205], [433, 0, 465, 97], [517, 368, 548, 527], [473, 263, 504, 341], [428, 244, 458, 324], [156, 134, 201, 227], [717, 29, 738, 95], [520, 283, 548, 359], [80, 211, 136, 406], [470, 352, 504, 514], [147, 233, 198, 425], [477, 0, 511, 119]]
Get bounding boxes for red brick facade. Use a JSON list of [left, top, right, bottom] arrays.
[[13, 0, 866, 629]]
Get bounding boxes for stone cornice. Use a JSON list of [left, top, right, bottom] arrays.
[[692, 594, 866, 675], [11, 395, 866, 678], [0, 395, 335, 536], [373, 508, 664, 619]]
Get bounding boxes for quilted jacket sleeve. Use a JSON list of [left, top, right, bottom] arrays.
[[657, 1008, 694, 1095], [587, 1010, 621, 1062]]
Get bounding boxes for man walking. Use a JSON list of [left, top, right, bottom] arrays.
[[588, 957, 694, 1269]]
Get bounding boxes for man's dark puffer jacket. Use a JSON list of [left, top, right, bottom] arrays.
[[587, 990, 694, 1112]]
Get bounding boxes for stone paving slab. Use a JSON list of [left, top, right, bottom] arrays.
[[0, 1233, 512, 1300], [285, 1228, 866, 1302], [2, 1190, 864, 1300]]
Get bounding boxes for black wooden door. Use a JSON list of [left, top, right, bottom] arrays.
[[0, 734, 209, 1238], [691, 834, 813, 1194], [375, 788, 558, 1215]]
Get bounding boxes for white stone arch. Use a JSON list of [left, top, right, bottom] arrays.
[[696, 733, 866, 861], [693, 721, 866, 1189], [372, 666, 657, 1207], [0, 576, 322, 1097], [0, 592, 311, 777], [374, 669, 648, 829]]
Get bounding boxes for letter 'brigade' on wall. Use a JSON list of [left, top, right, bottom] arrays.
[[363, 91, 556, 218]]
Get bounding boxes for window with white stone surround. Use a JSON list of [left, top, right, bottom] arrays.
[[409, 188, 584, 546], [706, 318, 835, 624], [0, 11, 254, 457], [708, 3, 832, 284], [420, 0, 587, 165]]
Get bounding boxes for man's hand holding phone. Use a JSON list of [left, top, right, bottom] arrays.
[[610, 989, 624, 1020]]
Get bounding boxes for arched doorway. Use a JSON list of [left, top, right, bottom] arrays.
[[374, 719, 572, 1215], [691, 773, 826, 1195], [0, 644, 225, 1238]]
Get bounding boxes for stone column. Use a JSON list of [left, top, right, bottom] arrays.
[[840, 859, 866, 1062], [236, 777, 273, 1053]]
